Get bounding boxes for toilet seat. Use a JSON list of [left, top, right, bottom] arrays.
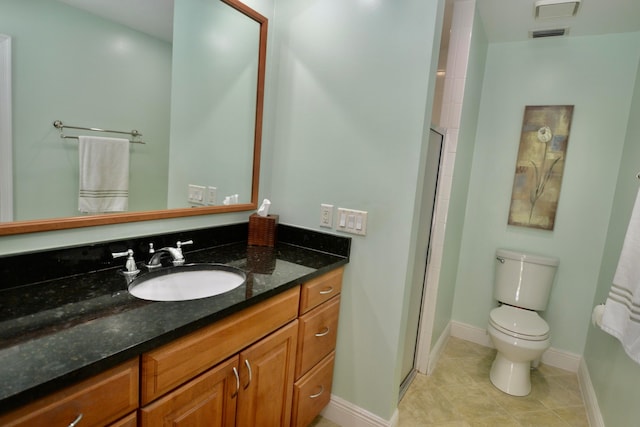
[[489, 305, 549, 341]]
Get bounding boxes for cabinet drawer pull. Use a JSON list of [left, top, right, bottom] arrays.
[[315, 327, 330, 337], [309, 385, 324, 399], [232, 367, 240, 397], [319, 287, 334, 295], [68, 414, 83, 427], [243, 359, 253, 389]]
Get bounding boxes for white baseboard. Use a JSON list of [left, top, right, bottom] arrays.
[[321, 394, 398, 427], [541, 346, 581, 373], [427, 322, 451, 375], [449, 320, 581, 373], [450, 320, 493, 348], [578, 358, 605, 427]]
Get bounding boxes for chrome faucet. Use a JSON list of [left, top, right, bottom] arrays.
[[112, 249, 140, 276], [146, 240, 193, 268]]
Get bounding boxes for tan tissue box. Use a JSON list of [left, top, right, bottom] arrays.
[[248, 213, 279, 247]]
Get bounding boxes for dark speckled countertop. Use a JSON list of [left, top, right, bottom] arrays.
[[0, 223, 350, 414]]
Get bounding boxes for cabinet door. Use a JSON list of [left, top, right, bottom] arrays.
[[139, 357, 238, 427], [236, 320, 298, 427]]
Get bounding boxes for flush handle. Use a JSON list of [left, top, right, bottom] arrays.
[[496, 256, 505, 264]]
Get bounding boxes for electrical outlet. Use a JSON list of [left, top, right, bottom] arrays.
[[320, 204, 333, 228], [206, 187, 217, 205], [188, 184, 205, 205]]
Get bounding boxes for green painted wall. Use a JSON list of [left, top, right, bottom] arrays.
[[432, 4, 488, 348], [268, 0, 442, 419], [168, 0, 258, 207], [451, 33, 640, 354], [583, 56, 640, 427], [0, 0, 171, 220]]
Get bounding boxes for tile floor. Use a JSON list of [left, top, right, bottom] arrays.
[[310, 337, 589, 427]]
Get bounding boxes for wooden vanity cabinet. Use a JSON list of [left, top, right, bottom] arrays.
[[292, 267, 344, 427], [140, 287, 300, 405], [139, 321, 298, 427], [0, 267, 345, 427], [0, 358, 139, 427], [139, 287, 300, 427]]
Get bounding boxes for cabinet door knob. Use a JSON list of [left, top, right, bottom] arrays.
[[243, 359, 253, 389], [232, 367, 240, 397], [68, 414, 83, 427], [309, 385, 324, 399], [315, 327, 330, 337]]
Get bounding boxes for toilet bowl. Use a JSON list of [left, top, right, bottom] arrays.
[[488, 249, 558, 396], [488, 305, 550, 396]]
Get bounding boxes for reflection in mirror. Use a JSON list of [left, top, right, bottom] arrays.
[[0, 0, 266, 235]]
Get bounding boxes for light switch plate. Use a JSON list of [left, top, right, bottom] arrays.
[[335, 207, 367, 235], [188, 184, 205, 205]]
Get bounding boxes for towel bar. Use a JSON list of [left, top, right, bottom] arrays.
[[53, 120, 145, 144]]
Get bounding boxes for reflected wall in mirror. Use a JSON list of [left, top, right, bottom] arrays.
[[0, 0, 266, 235]]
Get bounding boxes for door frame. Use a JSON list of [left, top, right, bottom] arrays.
[[0, 34, 12, 222]]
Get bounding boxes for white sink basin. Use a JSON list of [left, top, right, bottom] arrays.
[[128, 264, 246, 301]]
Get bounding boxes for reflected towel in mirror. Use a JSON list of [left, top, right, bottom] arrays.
[[78, 136, 129, 213]]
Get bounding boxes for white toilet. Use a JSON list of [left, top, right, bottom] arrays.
[[487, 249, 559, 396]]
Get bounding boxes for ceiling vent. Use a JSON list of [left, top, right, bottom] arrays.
[[530, 28, 569, 38], [534, 0, 580, 19]]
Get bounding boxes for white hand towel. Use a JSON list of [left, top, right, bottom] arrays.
[[602, 186, 640, 364], [78, 136, 129, 213]]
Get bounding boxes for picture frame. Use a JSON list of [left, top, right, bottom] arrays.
[[507, 105, 574, 230]]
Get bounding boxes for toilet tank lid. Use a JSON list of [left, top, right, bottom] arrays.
[[496, 249, 559, 267]]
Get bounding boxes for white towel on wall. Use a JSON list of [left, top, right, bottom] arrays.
[[602, 186, 640, 364], [78, 136, 129, 213]]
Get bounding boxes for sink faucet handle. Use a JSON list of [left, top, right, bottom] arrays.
[[148, 243, 155, 255], [112, 249, 140, 274], [176, 240, 193, 256], [171, 240, 193, 265], [176, 240, 193, 249]]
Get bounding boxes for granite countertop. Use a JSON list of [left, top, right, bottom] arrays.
[[0, 235, 348, 414]]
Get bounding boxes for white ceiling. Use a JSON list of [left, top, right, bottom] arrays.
[[477, 0, 640, 42], [56, 0, 640, 46], [58, 0, 174, 42]]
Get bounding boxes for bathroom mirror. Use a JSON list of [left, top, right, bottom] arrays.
[[0, 0, 267, 236]]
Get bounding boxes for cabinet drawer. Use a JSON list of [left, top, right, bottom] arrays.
[[299, 267, 343, 315], [291, 352, 335, 427], [295, 296, 340, 379], [109, 412, 137, 427], [0, 358, 138, 427], [141, 286, 300, 404]]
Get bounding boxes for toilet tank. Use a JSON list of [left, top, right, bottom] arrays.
[[494, 249, 559, 311]]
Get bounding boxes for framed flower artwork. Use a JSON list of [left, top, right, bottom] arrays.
[[508, 105, 574, 230]]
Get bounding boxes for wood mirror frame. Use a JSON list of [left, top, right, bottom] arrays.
[[0, 0, 267, 236]]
